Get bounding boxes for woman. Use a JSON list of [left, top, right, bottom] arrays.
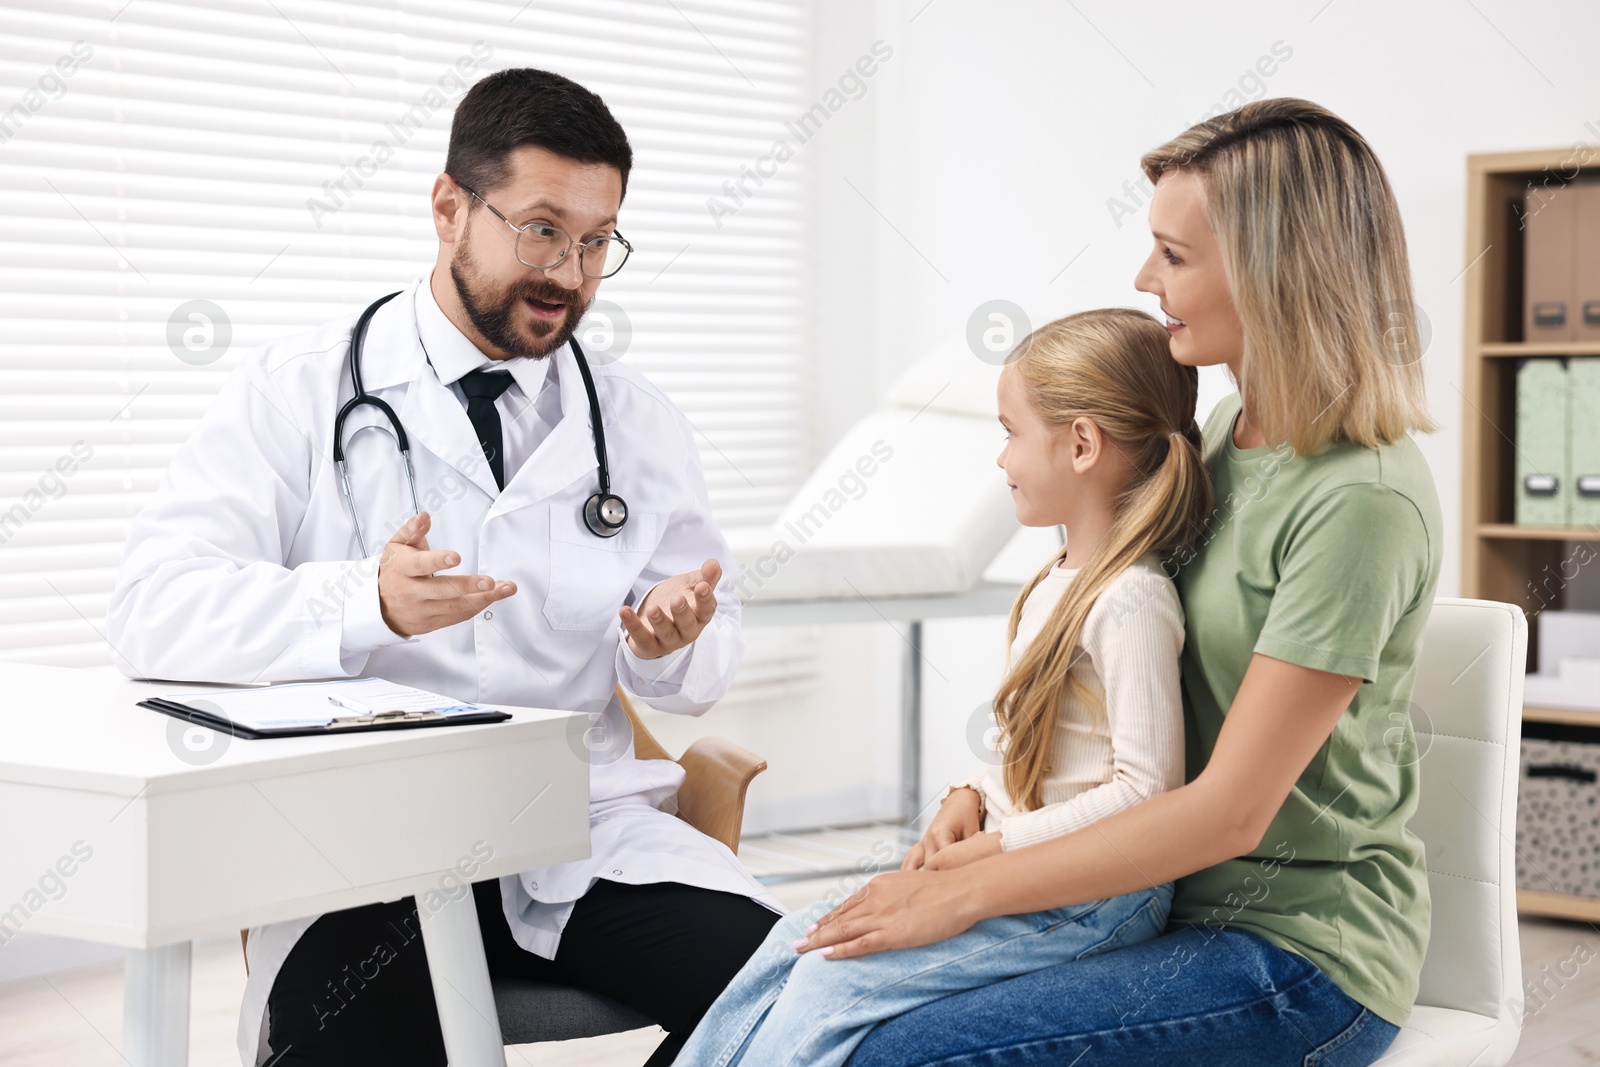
[[801, 97, 1442, 1066]]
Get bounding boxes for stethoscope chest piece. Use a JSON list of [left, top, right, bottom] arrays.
[[584, 493, 629, 537]]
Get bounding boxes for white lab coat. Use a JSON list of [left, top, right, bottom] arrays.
[[106, 277, 783, 1065]]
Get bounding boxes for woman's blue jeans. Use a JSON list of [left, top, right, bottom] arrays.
[[673, 883, 1174, 1067], [843, 922, 1401, 1066]]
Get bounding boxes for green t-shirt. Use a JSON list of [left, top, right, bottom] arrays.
[[1167, 392, 1442, 1027]]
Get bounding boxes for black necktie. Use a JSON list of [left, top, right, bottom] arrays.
[[459, 368, 516, 490]]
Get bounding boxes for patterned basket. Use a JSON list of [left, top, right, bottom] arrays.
[[1516, 726, 1600, 898]]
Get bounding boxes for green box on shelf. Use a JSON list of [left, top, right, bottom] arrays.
[[1571, 358, 1600, 528], [1516, 357, 1570, 527]]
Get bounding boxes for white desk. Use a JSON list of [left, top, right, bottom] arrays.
[[0, 663, 589, 1067], [744, 582, 1017, 828]]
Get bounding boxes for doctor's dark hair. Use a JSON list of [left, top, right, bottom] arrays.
[[445, 68, 633, 200]]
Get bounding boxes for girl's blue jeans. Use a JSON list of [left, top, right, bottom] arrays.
[[672, 882, 1175, 1067]]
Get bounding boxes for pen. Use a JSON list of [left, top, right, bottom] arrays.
[[327, 693, 374, 716]]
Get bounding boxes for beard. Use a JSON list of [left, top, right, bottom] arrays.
[[449, 240, 591, 359]]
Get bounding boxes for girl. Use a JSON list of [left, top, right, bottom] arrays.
[[672, 307, 1214, 1067]]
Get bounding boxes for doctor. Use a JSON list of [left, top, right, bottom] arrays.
[[108, 68, 783, 1067]]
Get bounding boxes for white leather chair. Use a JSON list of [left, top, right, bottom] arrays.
[[1373, 598, 1527, 1065]]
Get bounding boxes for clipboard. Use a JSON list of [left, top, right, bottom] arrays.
[[137, 678, 512, 740]]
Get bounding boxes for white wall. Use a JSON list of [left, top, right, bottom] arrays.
[[778, 0, 1600, 825]]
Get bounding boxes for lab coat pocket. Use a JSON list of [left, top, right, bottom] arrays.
[[543, 506, 661, 631]]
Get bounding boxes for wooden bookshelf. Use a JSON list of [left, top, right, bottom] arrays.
[[1461, 149, 1600, 922], [1517, 889, 1600, 923], [1477, 523, 1600, 542], [1482, 341, 1600, 357], [1522, 705, 1600, 728]]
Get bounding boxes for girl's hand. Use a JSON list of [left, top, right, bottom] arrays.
[[925, 830, 1002, 871], [798, 868, 982, 960], [900, 787, 982, 871]]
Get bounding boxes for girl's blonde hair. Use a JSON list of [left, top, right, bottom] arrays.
[[1140, 97, 1437, 456], [996, 308, 1213, 812]]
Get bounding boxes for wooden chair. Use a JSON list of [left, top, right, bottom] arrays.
[[240, 686, 768, 1048], [614, 684, 768, 854], [495, 686, 768, 1044]]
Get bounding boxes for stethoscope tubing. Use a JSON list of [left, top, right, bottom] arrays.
[[332, 289, 625, 557]]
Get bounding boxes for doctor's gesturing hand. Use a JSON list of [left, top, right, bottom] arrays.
[[619, 558, 722, 660], [378, 511, 518, 638]]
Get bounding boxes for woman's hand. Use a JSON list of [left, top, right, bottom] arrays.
[[924, 830, 1001, 870], [900, 786, 982, 871], [797, 868, 982, 960]]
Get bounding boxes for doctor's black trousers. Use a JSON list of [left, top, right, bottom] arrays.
[[261, 876, 780, 1067]]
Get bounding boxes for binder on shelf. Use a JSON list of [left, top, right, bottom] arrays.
[[1524, 181, 1578, 342], [1515, 357, 1569, 526], [137, 677, 513, 740], [1570, 358, 1600, 527], [1579, 179, 1600, 344]]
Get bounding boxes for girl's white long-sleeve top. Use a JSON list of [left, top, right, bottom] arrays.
[[966, 554, 1187, 850]]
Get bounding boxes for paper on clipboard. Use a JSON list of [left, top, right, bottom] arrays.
[[168, 678, 493, 731]]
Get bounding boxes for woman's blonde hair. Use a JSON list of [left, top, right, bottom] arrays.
[[1140, 97, 1436, 455], [996, 308, 1213, 813]]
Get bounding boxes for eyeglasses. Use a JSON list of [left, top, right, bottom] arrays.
[[458, 183, 633, 279]]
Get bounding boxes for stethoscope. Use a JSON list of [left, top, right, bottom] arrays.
[[332, 291, 629, 557]]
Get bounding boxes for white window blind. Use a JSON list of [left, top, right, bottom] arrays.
[[0, 0, 817, 698]]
